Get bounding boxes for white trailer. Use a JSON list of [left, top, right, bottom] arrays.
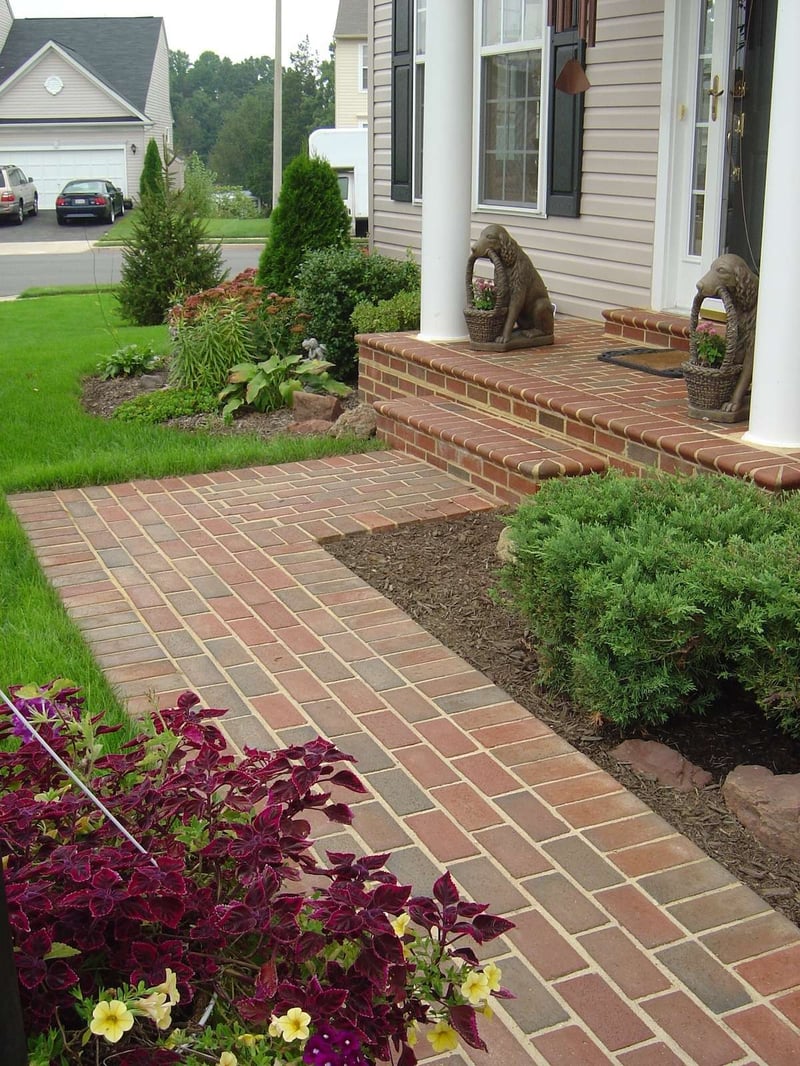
[[309, 127, 369, 237]]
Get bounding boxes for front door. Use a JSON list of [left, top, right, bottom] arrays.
[[654, 0, 775, 312]]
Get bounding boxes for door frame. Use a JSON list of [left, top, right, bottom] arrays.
[[652, 0, 735, 312]]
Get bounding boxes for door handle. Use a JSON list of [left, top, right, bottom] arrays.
[[708, 74, 724, 121]]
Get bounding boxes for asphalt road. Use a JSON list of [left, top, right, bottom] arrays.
[[0, 211, 262, 297]]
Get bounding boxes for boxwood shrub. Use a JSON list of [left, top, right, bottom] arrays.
[[499, 472, 800, 734]]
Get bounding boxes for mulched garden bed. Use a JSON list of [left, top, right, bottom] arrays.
[[81, 372, 800, 927]]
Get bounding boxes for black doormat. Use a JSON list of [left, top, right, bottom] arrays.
[[598, 347, 685, 378]]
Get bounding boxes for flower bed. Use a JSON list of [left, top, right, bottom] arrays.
[[1, 683, 512, 1065]]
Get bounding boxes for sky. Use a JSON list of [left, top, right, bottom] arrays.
[[11, 0, 339, 65]]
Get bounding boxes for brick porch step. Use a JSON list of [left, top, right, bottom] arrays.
[[375, 396, 608, 502], [602, 307, 691, 351]]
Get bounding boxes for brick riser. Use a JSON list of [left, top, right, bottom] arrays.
[[375, 397, 607, 503], [358, 331, 659, 496], [602, 307, 691, 352]]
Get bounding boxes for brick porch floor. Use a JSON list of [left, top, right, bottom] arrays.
[[9, 451, 800, 1065]]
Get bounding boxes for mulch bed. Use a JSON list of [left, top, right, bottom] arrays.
[[81, 373, 800, 927]]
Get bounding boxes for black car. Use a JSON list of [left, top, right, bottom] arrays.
[[55, 179, 124, 225]]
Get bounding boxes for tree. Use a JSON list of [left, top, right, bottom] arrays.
[[139, 138, 165, 202], [257, 153, 350, 294], [117, 195, 225, 326]]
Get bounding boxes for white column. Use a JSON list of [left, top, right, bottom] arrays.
[[418, 0, 473, 341], [744, 0, 800, 447]]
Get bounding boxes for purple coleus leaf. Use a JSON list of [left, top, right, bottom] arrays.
[[433, 871, 460, 906], [449, 1003, 488, 1051]]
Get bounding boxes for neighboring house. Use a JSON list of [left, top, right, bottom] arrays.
[[0, 0, 173, 209], [334, 0, 368, 129], [370, 0, 777, 322]]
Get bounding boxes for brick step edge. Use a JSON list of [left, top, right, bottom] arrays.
[[375, 397, 607, 502], [602, 307, 691, 351]]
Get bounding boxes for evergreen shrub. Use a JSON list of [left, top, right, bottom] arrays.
[[138, 137, 166, 202], [352, 289, 421, 334], [499, 472, 800, 734], [117, 195, 225, 326], [296, 246, 420, 380], [112, 387, 218, 424], [257, 153, 350, 293]]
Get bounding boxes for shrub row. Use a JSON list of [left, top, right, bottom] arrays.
[[499, 472, 800, 735]]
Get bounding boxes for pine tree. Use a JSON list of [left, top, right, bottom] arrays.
[[257, 153, 350, 294], [117, 196, 224, 325], [139, 138, 166, 202]]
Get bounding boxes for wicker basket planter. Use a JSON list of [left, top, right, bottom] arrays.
[[464, 248, 509, 347], [681, 286, 745, 417]]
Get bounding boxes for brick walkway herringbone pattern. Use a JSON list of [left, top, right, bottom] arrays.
[[9, 451, 800, 1065]]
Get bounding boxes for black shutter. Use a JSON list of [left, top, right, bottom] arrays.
[[391, 0, 414, 202], [547, 28, 586, 218]]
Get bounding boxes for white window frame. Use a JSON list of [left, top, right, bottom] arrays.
[[359, 42, 368, 92], [474, 0, 549, 216]]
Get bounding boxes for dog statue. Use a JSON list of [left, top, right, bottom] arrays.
[[470, 224, 554, 345], [695, 253, 759, 415]]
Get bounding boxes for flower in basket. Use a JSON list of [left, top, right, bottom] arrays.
[[471, 277, 496, 310], [692, 320, 726, 367], [1, 684, 514, 1066]]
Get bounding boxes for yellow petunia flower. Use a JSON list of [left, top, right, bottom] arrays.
[[406, 1021, 418, 1047], [236, 1032, 264, 1047], [89, 999, 136, 1044], [391, 912, 410, 937], [155, 968, 181, 1006], [275, 1006, 312, 1042], [134, 991, 172, 1030], [483, 961, 502, 993], [460, 969, 491, 1006], [218, 1053, 238, 1066], [427, 1020, 459, 1053], [268, 1016, 282, 1038]]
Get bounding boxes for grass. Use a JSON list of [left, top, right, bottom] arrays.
[[0, 290, 379, 733], [96, 213, 270, 245]]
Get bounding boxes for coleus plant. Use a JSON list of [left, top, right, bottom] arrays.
[[0, 683, 513, 1065]]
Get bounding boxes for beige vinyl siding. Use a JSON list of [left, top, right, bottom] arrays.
[[0, 0, 12, 52], [0, 52, 132, 120], [370, 0, 665, 321], [335, 38, 368, 127]]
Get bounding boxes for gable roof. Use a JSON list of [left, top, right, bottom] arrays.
[[0, 17, 163, 112], [334, 0, 368, 39]]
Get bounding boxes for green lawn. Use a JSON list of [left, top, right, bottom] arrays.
[[0, 291, 376, 730], [97, 213, 270, 245]]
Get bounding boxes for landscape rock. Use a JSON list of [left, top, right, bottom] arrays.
[[292, 392, 344, 423], [722, 764, 800, 862], [330, 404, 378, 439], [496, 527, 516, 564], [611, 739, 713, 792], [288, 419, 335, 436]]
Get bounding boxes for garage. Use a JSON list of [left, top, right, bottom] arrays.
[[2, 147, 127, 210]]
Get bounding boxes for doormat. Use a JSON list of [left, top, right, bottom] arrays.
[[598, 347, 685, 378]]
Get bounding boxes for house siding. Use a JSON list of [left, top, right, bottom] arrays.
[[0, 0, 12, 52], [370, 0, 664, 320], [141, 24, 174, 186], [335, 37, 368, 127], [0, 52, 134, 120]]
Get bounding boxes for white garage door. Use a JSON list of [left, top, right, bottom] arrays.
[[2, 148, 127, 210]]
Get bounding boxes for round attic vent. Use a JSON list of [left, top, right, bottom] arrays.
[[44, 76, 64, 96]]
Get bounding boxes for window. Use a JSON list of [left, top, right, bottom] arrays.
[[359, 43, 368, 92], [479, 0, 545, 209], [413, 0, 426, 199]]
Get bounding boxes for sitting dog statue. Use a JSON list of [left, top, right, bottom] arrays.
[[695, 253, 759, 415], [471, 224, 554, 345]]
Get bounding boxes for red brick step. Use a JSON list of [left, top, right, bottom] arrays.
[[374, 396, 608, 503]]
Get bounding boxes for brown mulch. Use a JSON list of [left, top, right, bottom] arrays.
[[81, 372, 800, 927]]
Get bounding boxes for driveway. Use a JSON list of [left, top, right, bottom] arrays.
[[0, 209, 112, 244]]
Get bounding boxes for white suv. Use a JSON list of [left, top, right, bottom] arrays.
[[0, 164, 38, 224]]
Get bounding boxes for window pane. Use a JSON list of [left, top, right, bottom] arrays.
[[416, 0, 426, 55], [480, 50, 541, 207], [483, 0, 501, 45], [524, 0, 543, 41], [503, 0, 523, 43]]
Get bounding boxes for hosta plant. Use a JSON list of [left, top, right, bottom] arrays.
[[219, 352, 350, 421], [96, 343, 164, 380], [1, 683, 513, 1066]]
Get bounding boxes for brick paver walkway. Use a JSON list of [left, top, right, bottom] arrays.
[[10, 451, 800, 1065]]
